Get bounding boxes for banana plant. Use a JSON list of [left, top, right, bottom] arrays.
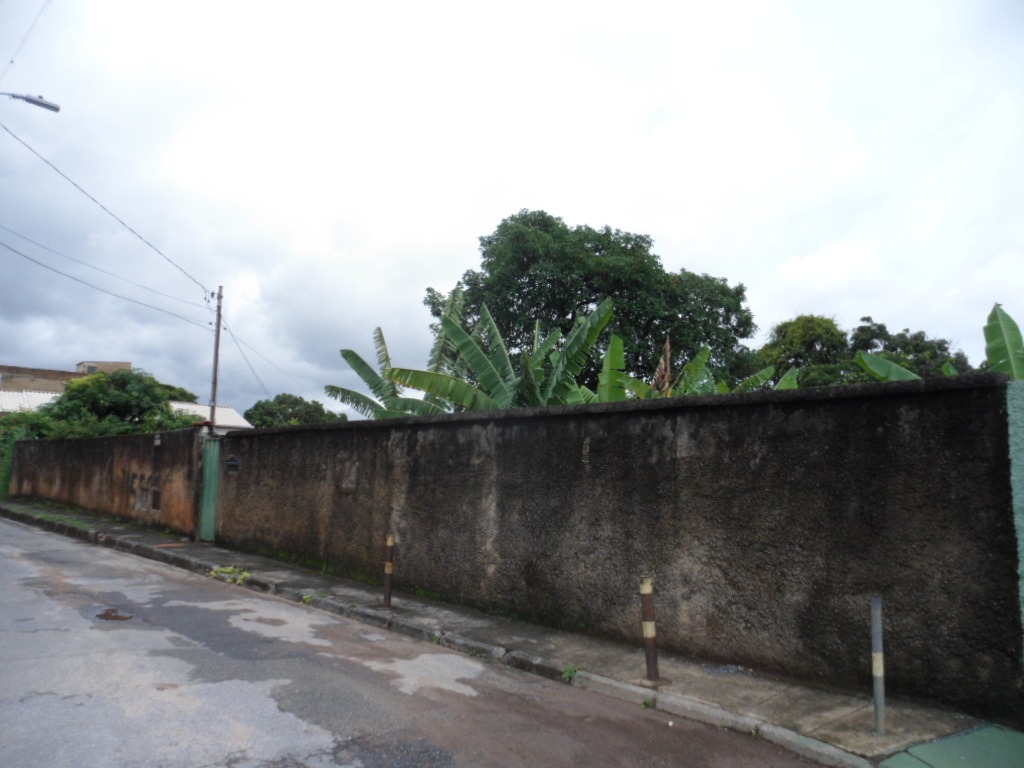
[[600, 340, 779, 400], [984, 303, 1024, 380], [391, 299, 614, 410], [325, 328, 447, 419]]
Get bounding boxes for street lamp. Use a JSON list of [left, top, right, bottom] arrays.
[[1, 92, 60, 112]]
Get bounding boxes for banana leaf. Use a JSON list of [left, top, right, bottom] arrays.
[[984, 303, 1024, 380], [597, 334, 627, 403], [732, 366, 776, 393], [516, 350, 545, 407], [854, 350, 921, 382], [676, 346, 716, 395], [391, 368, 500, 411], [775, 367, 800, 390], [543, 299, 614, 404], [340, 346, 398, 405], [322, 386, 383, 419], [441, 309, 515, 407]]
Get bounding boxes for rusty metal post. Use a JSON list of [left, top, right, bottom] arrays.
[[640, 576, 668, 685], [383, 534, 395, 609], [871, 596, 886, 735]]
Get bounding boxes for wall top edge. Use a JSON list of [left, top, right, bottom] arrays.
[[18, 426, 203, 446], [227, 373, 1013, 438]]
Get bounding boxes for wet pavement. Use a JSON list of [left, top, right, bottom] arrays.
[[1, 499, 1021, 768]]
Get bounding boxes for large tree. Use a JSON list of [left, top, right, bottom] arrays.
[[425, 210, 755, 388], [244, 393, 345, 428]]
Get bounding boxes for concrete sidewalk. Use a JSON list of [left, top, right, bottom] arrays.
[[1, 499, 1020, 768]]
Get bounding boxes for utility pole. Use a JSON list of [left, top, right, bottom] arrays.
[[209, 286, 223, 431]]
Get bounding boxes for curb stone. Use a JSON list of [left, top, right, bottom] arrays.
[[389, 616, 444, 644], [440, 633, 507, 660], [571, 671, 653, 706], [346, 604, 394, 628], [757, 724, 874, 768], [656, 691, 764, 733], [502, 650, 569, 682]]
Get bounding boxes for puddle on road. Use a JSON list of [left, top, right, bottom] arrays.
[[96, 608, 133, 621]]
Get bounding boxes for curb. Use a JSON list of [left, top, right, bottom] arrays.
[[757, 725, 875, 768], [656, 691, 764, 733], [571, 671, 653, 706], [503, 649, 569, 682], [1, 504, 879, 768], [440, 633, 508, 661]]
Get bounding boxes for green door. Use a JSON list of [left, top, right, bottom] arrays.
[[198, 437, 220, 541]]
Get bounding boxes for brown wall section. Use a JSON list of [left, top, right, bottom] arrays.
[[10, 428, 202, 535], [216, 376, 1022, 719]]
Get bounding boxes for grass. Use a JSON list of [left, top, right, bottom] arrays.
[[210, 565, 252, 585], [413, 586, 447, 602], [562, 665, 578, 683], [33, 512, 94, 531]]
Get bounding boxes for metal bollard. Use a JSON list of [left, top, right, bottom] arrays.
[[640, 576, 669, 686], [871, 595, 886, 735], [384, 534, 395, 609]]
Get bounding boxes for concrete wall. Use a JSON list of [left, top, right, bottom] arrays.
[[216, 376, 1022, 719], [10, 428, 202, 535]]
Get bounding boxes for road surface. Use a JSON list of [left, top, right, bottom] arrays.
[[0, 518, 820, 767]]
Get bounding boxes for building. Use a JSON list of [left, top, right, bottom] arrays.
[[0, 361, 131, 393]]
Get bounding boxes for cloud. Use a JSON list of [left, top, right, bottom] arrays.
[[0, 0, 1020, 414]]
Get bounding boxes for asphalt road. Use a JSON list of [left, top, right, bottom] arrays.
[[0, 518, 821, 767]]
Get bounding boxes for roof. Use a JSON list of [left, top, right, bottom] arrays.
[[0, 391, 55, 412], [170, 402, 253, 430], [0, 391, 252, 431]]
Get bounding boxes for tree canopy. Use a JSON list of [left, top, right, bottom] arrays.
[[39, 369, 203, 437], [757, 314, 974, 387], [244, 393, 345, 428], [425, 210, 755, 388]]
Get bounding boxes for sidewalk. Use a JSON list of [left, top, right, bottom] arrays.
[[1, 499, 1020, 768]]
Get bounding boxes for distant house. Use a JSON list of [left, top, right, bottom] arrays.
[[0, 362, 251, 435]]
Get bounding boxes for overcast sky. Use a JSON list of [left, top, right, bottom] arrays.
[[1, 1, 1021, 418]]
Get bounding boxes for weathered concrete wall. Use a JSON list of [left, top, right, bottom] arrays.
[[1009, 381, 1024, 669], [10, 428, 202, 535], [217, 376, 1022, 719]]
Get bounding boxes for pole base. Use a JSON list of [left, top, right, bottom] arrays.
[[636, 677, 672, 689]]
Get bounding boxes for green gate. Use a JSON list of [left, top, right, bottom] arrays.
[[198, 437, 220, 542]]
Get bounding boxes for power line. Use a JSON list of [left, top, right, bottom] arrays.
[[222, 318, 309, 389], [0, 0, 52, 85], [0, 223, 210, 310], [223, 322, 272, 399], [0, 121, 211, 294], [1, 237, 212, 331]]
